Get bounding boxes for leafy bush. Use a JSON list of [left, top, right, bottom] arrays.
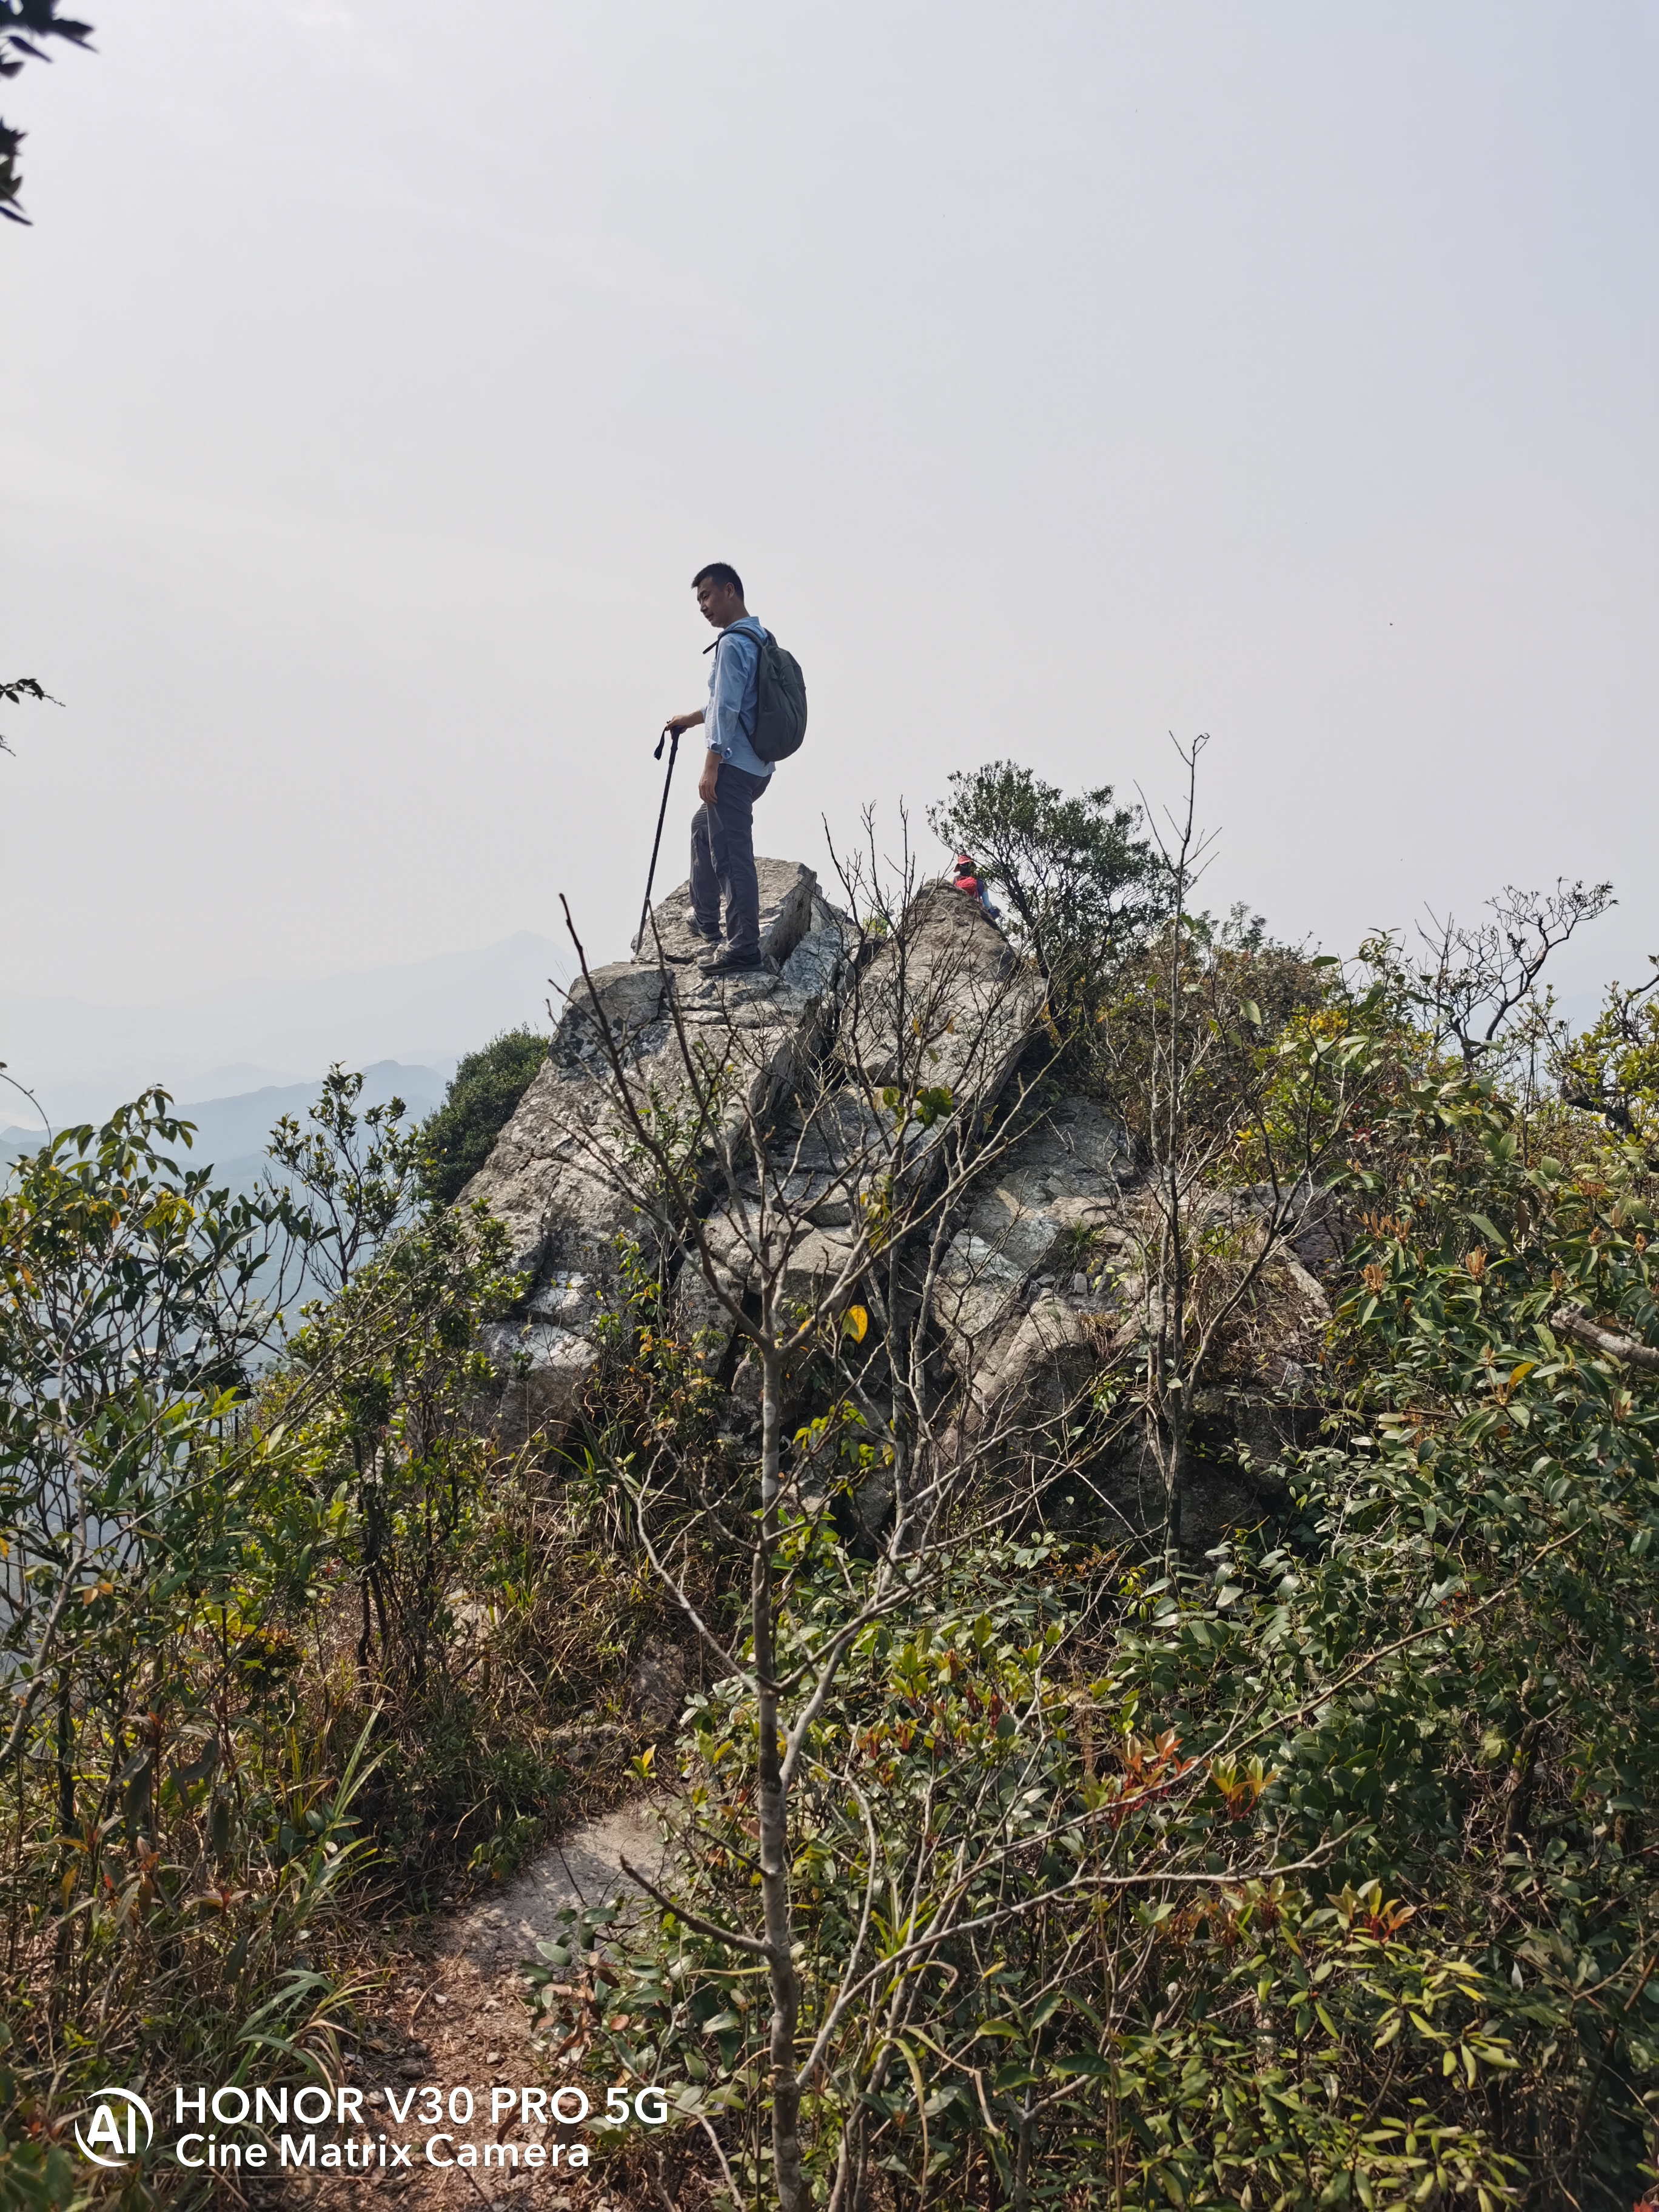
[[928, 761, 1165, 988], [0, 1098, 388, 2162], [1555, 962, 1659, 1146], [0, 1076, 590, 2167], [419, 1028, 549, 1207], [520, 977, 1659, 2209]]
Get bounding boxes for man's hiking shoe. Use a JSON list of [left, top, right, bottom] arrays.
[[698, 948, 766, 977], [684, 911, 719, 937]]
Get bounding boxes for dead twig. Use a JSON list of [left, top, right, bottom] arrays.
[[1551, 1306, 1659, 1375]]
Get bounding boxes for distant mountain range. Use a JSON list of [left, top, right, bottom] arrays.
[[0, 1061, 452, 1190], [0, 931, 571, 1134]]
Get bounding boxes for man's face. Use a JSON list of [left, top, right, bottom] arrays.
[[696, 577, 742, 628]]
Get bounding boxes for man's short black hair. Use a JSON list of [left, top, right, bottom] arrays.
[[692, 562, 744, 598]]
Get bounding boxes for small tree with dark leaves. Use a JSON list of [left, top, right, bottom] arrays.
[[1, 2, 93, 224]]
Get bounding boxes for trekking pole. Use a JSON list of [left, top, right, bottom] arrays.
[[632, 725, 681, 954]]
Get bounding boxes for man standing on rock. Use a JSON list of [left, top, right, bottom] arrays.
[[664, 563, 775, 977]]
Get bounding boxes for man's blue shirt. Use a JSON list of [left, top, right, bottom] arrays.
[[704, 617, 774, 781]]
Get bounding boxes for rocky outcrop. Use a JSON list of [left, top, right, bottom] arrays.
[[469, 858, 854, 1435], [837, 883, 1041, 1112], [466, 857, 1333, 1560], [930, 1099, 1338, 1549], [675, 880, 1047, 1375], [936, 1095, 1134, 1409]]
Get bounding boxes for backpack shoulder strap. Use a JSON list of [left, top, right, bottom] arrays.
[[703, 622, 767, 655]]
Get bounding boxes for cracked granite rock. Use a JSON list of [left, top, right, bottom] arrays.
[[676, 880, 1048, 1369], [468, 859, 854, 1435], [935, 1095, 1134, 1413]]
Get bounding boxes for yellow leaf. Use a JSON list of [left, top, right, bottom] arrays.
[[844, 1305, 868, 1343]]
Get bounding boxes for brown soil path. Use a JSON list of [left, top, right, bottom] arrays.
[[253, 1806, 664, 2211]]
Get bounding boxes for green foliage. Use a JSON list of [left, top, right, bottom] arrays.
[[0, 1091, 390, 2156], [1311, 1065, 1659, 2202], [880, 1079, 953, 1130], [0, 1078, 567, 2161], [523, 1495, 1524, 2208], [1094, 917, 1343, 1163], [269, 1062, 426, 1292], [1, 1094, 303, 1767], [273, 1191, 525, 1684], [525, 993, 1659, 2208], [418, 1027, 549, 1207], [928, 759, 1166, 987], [0, 677, 61, 757], [0, 5, 94, 225], [5, 762, 1654, 2205], [1556, 964, 1659, 1147]]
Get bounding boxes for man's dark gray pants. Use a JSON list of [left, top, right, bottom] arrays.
[[690, 763, 770, 963]]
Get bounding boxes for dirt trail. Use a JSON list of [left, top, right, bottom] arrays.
[[260, 1805, 664, 2210]]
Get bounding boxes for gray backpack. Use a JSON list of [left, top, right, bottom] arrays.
[[708, 625, 807, 763]]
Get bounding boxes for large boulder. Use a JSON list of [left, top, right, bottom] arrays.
[[934, 1095, 1134, 1413], [839, 882, 1041, 1111], [930, 1099, 1335, 1552], [634, 858, 819, 973], [464, 854, 1327, 1561], [467, 860, 853, 1435], [677, 882, 1048, 1371]]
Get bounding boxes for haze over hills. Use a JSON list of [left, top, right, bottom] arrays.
[[0, 1061, 454, 1188], [0, 931, 569, 1133]]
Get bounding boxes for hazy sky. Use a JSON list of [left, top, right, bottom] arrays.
[[4, 1, 1655, 1027]]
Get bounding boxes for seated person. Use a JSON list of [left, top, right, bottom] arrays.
[[950, 853, 1001, 920]]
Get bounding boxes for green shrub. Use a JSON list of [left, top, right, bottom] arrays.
[[419, 1028, 549, 1206]]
